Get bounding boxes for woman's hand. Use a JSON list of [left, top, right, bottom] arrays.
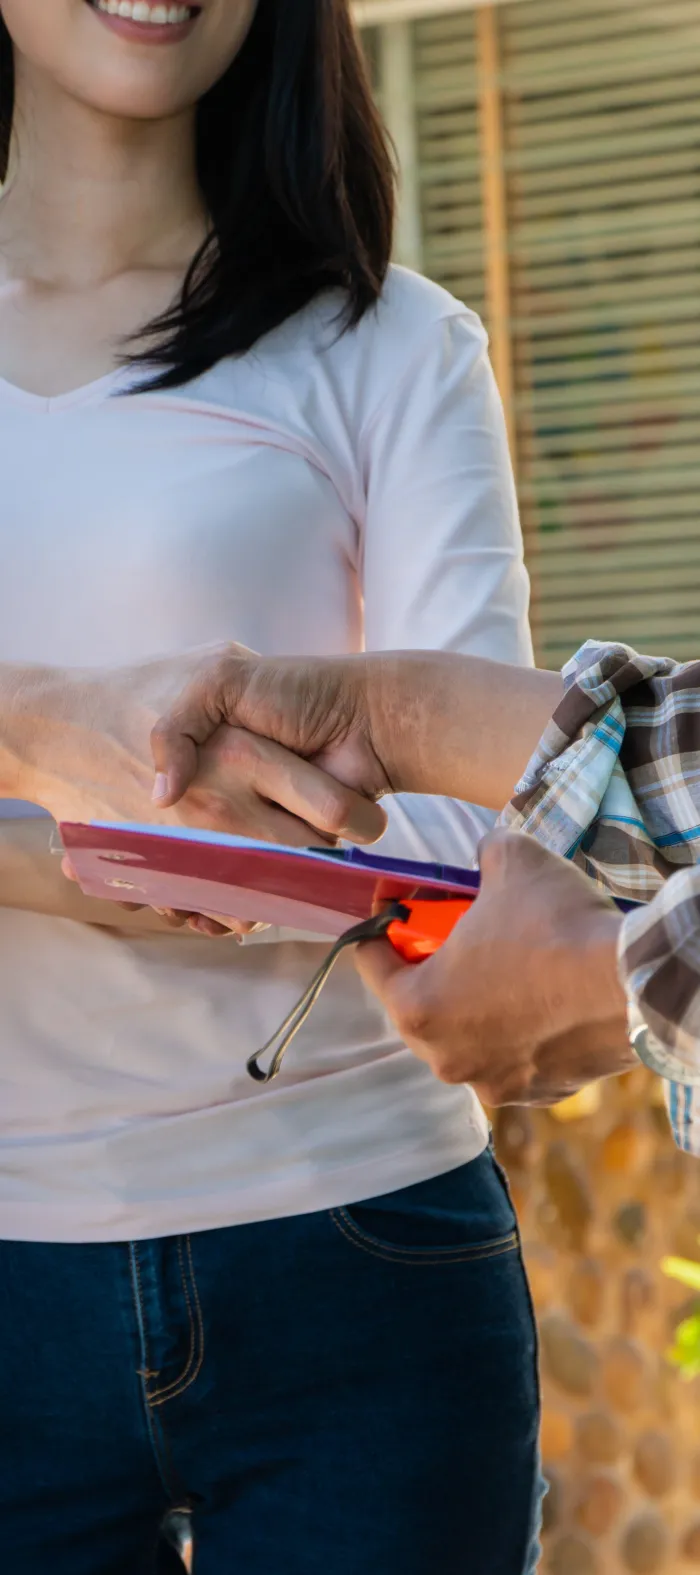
[[1, 652, 387, 934], [9, 654, 386, 845], [0, 818, 240, 937]]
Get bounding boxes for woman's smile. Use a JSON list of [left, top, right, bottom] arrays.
[[85, 0, 202, 45]]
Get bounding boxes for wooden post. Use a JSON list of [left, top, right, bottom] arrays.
[[475, 3, 516, 474]]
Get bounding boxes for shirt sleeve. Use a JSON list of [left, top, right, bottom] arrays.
[[619, 869, 700, 1155], [500, 640, 700, 900], [499, 638, 700, 1154], [359, 309, 533, 867]]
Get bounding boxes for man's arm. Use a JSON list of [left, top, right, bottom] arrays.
[[149, 639, 700, 1150], [151, 648, 563, 811]]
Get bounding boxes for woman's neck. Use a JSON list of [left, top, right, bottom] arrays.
[[0, 58, 207, 287]]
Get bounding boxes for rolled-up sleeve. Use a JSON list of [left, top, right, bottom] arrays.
[[499, 640, 700, 1154]]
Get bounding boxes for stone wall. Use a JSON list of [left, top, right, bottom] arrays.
[[492, 1067, 700, 1574]]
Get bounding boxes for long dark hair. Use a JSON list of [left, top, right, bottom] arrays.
[[0, 0, 395, 388]]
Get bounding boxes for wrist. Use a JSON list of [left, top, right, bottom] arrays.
[[0, 664, 143, 822], [0, 664, 72, 807], [562, 905, 627, 1036]]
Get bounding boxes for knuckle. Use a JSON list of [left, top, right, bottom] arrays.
[[205, 643, 246, 689], [431, 1055, 464, 1085], [395, 996, 438, 1047], [317, 789, 352, 837], [209, 727, 256, 772], [479, 830, 508, 875], [149, 715, 171, 747]]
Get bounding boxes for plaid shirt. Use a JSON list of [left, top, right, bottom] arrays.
[[501, 641, 700, 1157]]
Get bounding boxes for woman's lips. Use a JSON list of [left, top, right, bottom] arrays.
[[87, 1, 201, 45]]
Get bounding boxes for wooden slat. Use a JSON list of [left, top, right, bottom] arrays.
[[522, 438, 700, 481], [520, 494, 700, 529], [519, 515, 700, 554], [506, 122, 700, 176], [511, 173, 700, 225], [517, 466, 700, 502], [511, 252, 700, 298], [505, 2, 700, 56], [509, 69, 700, 129], [501, 35, 700, 97], [511, 94, 700, 155], [519, 417, 700, 458], [536, 544, 700, 586], [506, 0, 694, 33], [514, 371, 700, 419], [510, 292, 700, 336]]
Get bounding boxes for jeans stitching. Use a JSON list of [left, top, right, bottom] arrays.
[[127, 1242, 177, 1502], [130, 1241, 160, 1387], [329, 1208, 519, 1265], [148, 1237, 197, 1404], [150, 1237, 205, 1408]]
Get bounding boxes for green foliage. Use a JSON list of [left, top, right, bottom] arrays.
[[661, 1244, 700, 1381]]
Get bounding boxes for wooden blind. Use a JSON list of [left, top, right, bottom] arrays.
[[501, 0, 700, 664], [395, 0, 700, 665]]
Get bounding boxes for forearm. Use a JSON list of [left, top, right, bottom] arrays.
[[0, 662, 77, 808], [366, 653, 563, 807], [0, 820, 193, 935]]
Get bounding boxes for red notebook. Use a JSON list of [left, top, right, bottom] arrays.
[[60, 821, 481, 936]]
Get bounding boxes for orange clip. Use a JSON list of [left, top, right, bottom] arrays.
[[387, 898, 475, 963]]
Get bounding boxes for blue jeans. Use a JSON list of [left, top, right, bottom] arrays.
[[0, 1149, 542, 1573]]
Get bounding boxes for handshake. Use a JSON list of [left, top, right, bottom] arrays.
[[2, 642, 631, 1105]]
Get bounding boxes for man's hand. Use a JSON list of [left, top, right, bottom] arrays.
[[12, 651, 385, 848], [355, 831, 634, 1106], [149, 644, 393, 810], [148, 645, 562, 815]]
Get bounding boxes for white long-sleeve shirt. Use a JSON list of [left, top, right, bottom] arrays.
[[0, 267, 532, 1242]]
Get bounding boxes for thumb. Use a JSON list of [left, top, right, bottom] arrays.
[[150, 692, 215, 807], [354, 935, 413, 1001], [478, 826, 560, 886]]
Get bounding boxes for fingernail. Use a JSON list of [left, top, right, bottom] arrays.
[[152, 772, 170, 804], [346, 802, 387, 845]]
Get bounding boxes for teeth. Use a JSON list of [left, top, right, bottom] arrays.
[[95, 0, 194, 23]]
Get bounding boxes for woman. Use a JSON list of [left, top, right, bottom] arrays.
[[0, 2, 541, 1570]]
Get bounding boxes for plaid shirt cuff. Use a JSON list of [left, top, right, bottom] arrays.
[[619, 870, 700, 1155], [499, 640, 700, 1156]]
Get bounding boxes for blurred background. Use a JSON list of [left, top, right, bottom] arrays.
[[353, 4, 700, 1572]]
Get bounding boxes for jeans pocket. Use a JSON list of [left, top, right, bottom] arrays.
[[329, 1152, 519, 1265]]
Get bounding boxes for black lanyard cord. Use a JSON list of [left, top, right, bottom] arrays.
[[246, 902, 409, 1085]]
